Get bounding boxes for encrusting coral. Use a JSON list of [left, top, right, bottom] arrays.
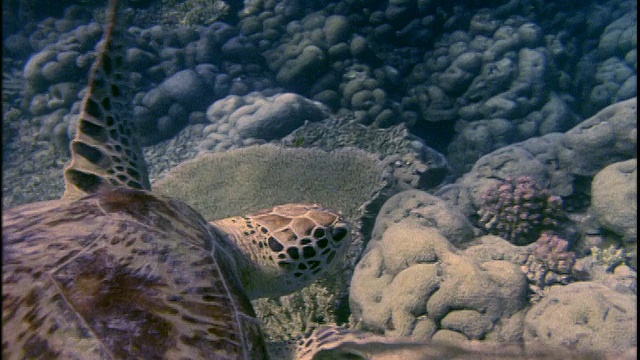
[[477, 176, 565, 245]]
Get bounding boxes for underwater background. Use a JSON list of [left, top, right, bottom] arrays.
[[2, 0, 637, 357]]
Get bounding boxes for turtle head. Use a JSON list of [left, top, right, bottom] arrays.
[[211, 203, 350, 299]]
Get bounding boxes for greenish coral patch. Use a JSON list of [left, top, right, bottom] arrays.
[[153, 144, 385, 222], [161, 0, 230, 26], [252, 283, 336, 342], [591, 245, 634, 272]]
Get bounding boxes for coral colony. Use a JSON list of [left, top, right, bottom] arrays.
[[523, 231, 577, 300], [531, 232, 576, 275], [478, 176, 564, 245]]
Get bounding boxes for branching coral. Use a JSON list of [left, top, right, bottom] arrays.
[[478, 176, 565, 245], [2, 61, 26, 104], [522, 231, 576, 301], [591, 245, 632, 272], [252, 282, 337, 342]]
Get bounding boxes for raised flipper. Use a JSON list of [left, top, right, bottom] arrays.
[[295, 326, 432, 360], [63, 0, 149, 200], [295, 326, 618, 360]]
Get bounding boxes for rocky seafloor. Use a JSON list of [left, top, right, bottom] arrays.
[[2, 0, 637, 357]]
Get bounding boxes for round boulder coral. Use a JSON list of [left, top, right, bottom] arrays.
[[590, 159, 637, 243], [524, 281, 636, 354], [477, 176, 564, 245]]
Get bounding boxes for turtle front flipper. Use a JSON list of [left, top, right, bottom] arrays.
[[63, 0, 149, 200], [210, 203, 350, 299], [294, 326, 435, 360], [295, 326, 612, 360]]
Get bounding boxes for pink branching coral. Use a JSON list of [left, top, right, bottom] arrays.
[[477, 176, 564, 245], [522, 231, 577, 301], [529, 231, 576, 275]]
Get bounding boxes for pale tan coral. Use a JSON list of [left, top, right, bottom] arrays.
[[161, 0, 230, 26], [252, 282, 337, 342], [591, 245, 633, 272]]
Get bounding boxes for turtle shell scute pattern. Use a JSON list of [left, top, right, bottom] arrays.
[[249, 204, 350, 280], [2, 188, 268, 359]]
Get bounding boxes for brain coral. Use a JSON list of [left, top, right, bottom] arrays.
[[477, 176, 564, 245], [350, 218, 528, 340]]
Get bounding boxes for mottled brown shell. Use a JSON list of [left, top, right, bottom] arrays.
[[2, 188, 268, 359]]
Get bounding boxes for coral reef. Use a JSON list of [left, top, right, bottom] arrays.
[[283, 115, 422, 158], [591, 245, 633, 272], [440, 98, 637, 224], [160, 0, 231, 26], [477, 176, 565, 245], [282, 115, 450, 191], [153, 144, 385, 223], [522, 232, 576, 301], [252, 282, 337, 342], [153, 144, 391, 322], [524, 281, 637, 354], [2, 60, 26, 105], [350, 217, 528, 340], [11, 0, 636, 162], [590, 159, 637, 243], [371, 190, 475, 248], [202, 92, 330, 145]]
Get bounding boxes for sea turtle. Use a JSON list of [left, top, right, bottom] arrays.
[[2, 1, 350, 359], [6, 2, 632, 360]]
